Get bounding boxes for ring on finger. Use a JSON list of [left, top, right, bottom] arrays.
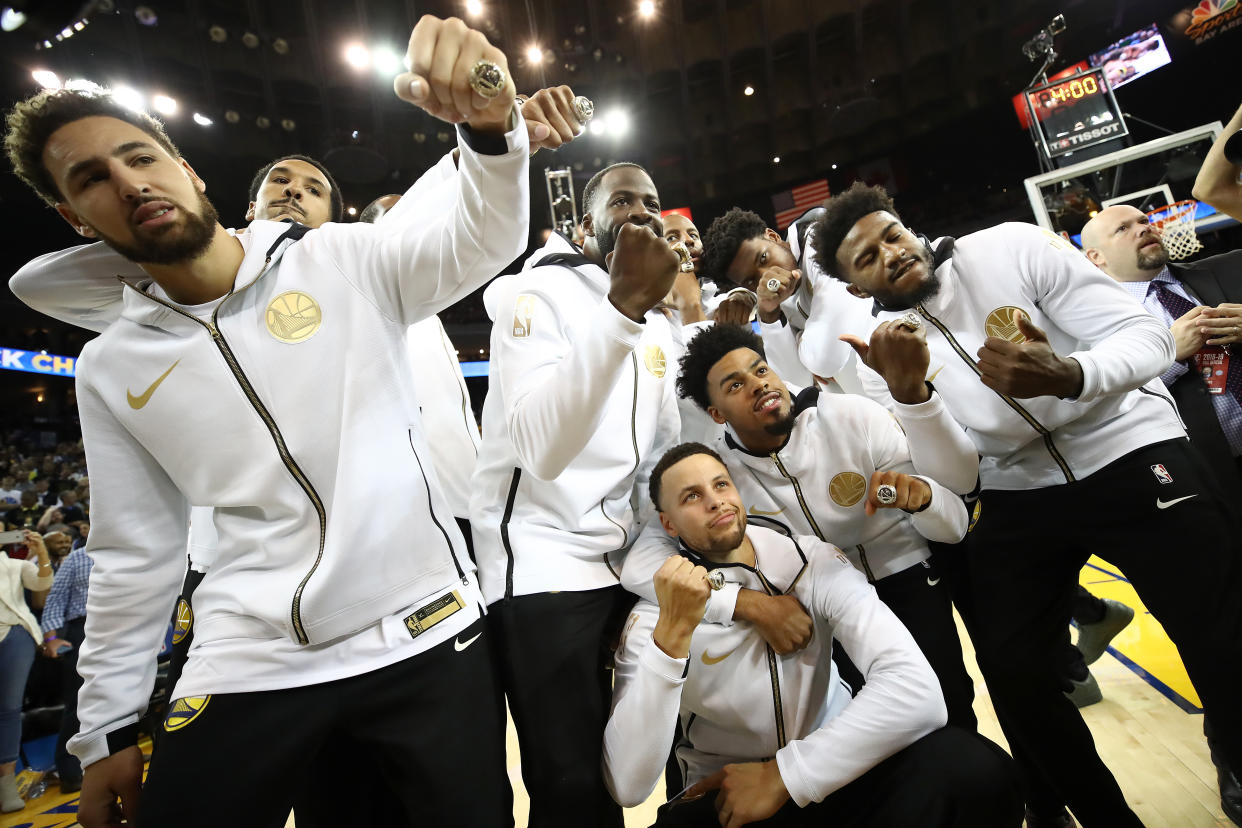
[[876, 483, 898, 505], [572, 95, 594, 122], [766, 277, 781, 293], [703, 570, 725, 591], [897, 311, 922, 332], [468, 60, 507, 99]]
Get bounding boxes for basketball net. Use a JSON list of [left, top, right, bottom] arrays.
[[1147, 200, 1203, 261]]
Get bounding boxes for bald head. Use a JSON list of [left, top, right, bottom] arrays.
[[1081, 205, 1168, 282]]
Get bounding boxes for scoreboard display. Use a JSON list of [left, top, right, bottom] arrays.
[[1024, 67, 1128, 159]]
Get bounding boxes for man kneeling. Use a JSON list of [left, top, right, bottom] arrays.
[[602, 443, 1021, 827]]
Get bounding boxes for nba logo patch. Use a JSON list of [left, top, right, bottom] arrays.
[[1150, 464, 1174, 485]]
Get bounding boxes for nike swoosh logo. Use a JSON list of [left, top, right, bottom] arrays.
[[1156, 495, 1197, 510], [127, 360, 181, 410], [701, 646, 739, 666], [750, 507, 785, 516], [927, 577, 941, 587], [454, 632, 482, 652]]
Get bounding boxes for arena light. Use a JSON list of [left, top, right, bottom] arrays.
[[193, 112, 213, 126], [112, 86, 146, 112], [373, 46, 402, 76], [344, 43, 370, 70], [1, 7, 26, 32], [152, 94, 177, 115], [743, 85, 754, 96], [466, 0, 484, 16], [526, 44, 543, 64], [772, 156, 781, 164], [605, 109, 629, 137], [638, 0, 656, 18], [32, 69, 61, 89], [831, 163, 838, 170], [588, 118, 606, 136], [347, 206, 358, 216]]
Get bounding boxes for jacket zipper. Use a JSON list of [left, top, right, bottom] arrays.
[[769, 453, 826, 541], [856, 544, 876, 583], [604, 354, 641, 580], [916, 304, 1076, 484], [755, 572, 788, 749], [128, 262, 328, 644]]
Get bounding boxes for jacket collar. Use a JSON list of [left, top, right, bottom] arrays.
[[118, 221, 309, 331], [523, 231, 608, 291], [677, 519, 808, 594]]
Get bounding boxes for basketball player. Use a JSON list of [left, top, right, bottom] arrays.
[[471, 161, 680, 827], [816, 181, 1242, 828], [4, 15, 528, 826], [603, 443, 1023, 827]]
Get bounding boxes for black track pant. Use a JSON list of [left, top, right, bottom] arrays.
[[139, 616, 512, 828], [965, 438, 1242, 828], [491, 585, 634, 828], [653, 727, 1023, 827]]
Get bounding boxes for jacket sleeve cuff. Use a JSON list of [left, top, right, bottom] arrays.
[[456, 104, 526, 156], [775, 744, 818, 807], [890, 387, 944, 421], [1064, 352, 1098, 403], [638, 633, 691, 682], [599, 296, 647, 345], [71, 719, 141, 769], [702, 581, 740, 626]]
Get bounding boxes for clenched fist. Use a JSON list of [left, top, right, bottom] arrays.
[[652, 555, 711, 659], [608, 222, 680, 323], [394, 16, 515, 133]]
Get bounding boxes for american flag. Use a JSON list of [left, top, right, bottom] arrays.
[[772, 179, 830, 230]]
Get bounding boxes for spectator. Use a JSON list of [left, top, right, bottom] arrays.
[[0, 530, 54, 812], [54, 490, 85, 525], [40, 542, 93, 793], [3, 491, 42, 531]]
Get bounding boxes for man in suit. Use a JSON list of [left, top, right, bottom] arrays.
[[1082, 204, 1242, 505], [1082, 203, 1242, 825]]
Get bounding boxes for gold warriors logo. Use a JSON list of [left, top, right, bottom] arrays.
[[513, 294, 536, 338], [968, 500, 982, 532], [265, 291, 322, 343], [164, 695, 211, 731], [172, 598, 193, 645], [984, 307, 1028, 343], [829, 472, 867, 508], [643, 345, 667, 378]]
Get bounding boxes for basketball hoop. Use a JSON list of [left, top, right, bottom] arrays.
[[1147, 200, 1203, 261]]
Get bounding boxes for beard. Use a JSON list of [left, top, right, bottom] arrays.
[[1136, 241, 1169, 272], [763, 409, 797, 438], [689, 511, 748, 561], [95, 190, 220, 265], [874, 253, 942, 312]]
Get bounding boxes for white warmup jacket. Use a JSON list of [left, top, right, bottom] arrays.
[[858, 223, 1184, 491], [471, 233, 681, 604], [46, 120, 529, 767], [622, 387, 972, 620], [603, 523, 946, 808]]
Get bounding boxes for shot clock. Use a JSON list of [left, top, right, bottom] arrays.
[[1024, 67, 1128, 159]]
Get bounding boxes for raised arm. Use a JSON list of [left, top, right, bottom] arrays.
[[493, 224, 678, 480], [9, 241, 136, 333], [603, 557, 709, 807], [1192, 103, 1242, 222]]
